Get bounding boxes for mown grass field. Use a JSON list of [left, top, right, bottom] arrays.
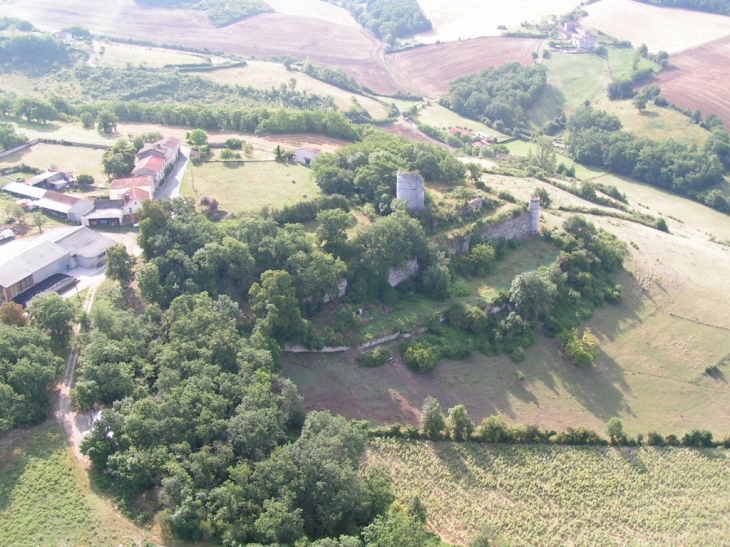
[[543, 52, 609, 110], [416, 103, 511, 141], [368, 438, 730, 547], [592, 96, 710, 145], [0, 422, 159, 547], [0, 143, 108, 185], [181, 160, 321, 213], [502, 140, 604, 180]]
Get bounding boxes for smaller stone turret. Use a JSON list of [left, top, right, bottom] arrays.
[[396, 170, 425, 211], [529, 197, 540, 235]]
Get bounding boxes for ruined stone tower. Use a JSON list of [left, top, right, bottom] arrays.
[[396, 170, 425, 211], [529, 196, 541, 235]]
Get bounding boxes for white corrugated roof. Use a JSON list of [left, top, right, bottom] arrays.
[[3, 182, 47, 200]]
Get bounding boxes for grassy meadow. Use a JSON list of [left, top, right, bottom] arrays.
[[416, 103, 511, 141], [181, 160, 322, 213], [368, 438, 730, 547], [199, 61, 389, 119], [0, 423, 159, 547], [0, 143, 108, 185], [543, 52, 609, 110]]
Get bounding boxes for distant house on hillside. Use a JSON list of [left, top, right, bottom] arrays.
[[572, 28, 596, 51], [295, 147, 321, 166]]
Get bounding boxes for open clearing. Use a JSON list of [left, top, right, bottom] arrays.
[[0, 422, 159, 547], [2, 0, 400, 94], [416, 103, 511, 141], [414, 0, 580, 44], [593, 96, 711, 145], [583, 0, 730, 54], [543, 52, 609, 109], [653, 35, 730, 129], [198, 61, 389, 118], [90, 40, 212, 68], [368, 438, 730, 547], [283, 172, 730, 437], [387, 37, 540, 98], [181, 160, 321, 213], [0, 143, 107, 185]]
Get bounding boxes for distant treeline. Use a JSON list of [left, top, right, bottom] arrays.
[[302, 61, 369, 95], [567, 107, 730, 213], [135, 0, 272, 27], [0, 33, 71, 71], [446, 63, 548, 132], [0, 95, 361, 141], [326, 0, 432, 42], [73, 65, 336, 110], [634, 0, 730, 16]]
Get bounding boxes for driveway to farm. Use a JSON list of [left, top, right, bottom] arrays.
[[158, 146, 190, 199], [56, 279, 104, 464]]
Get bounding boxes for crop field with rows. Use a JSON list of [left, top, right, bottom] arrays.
[[367, 438, 730, 547]]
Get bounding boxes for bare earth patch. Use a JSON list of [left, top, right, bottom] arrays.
[[387, 37, 540, 98], [583, 0, 730, 54], [653, 35, 730, 129]]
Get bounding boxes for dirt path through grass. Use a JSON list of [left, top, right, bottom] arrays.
[[55, 281, 102, 464]]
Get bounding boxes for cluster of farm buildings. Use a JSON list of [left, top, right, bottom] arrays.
[[0, 136, 182, 306], [552, 21, 597, 52], [2, 136, 180, 227]]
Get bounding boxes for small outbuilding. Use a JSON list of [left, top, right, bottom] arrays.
[[295, 147, 321, 166]]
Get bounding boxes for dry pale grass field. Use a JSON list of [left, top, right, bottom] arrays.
[[90, 41, 211, 68], [265, 0, 359, 27], [387, 37, 540, 97], [0, 143, 107, 184], [414, 0, 579, 43], [2, 0, 400, 94], [583, 0, 730, 54], [592, 95, 711, 145], [199, 61, 389, 118]]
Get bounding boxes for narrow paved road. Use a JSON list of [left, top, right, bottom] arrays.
[[55, 279, 103, 463], [157, 146, 190, 199]]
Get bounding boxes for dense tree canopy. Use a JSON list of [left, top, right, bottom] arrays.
[[447, 63, 547, 131], [567, 107, 728, 209], [0, 324, 61, 432], [331, 0, 432, 42]]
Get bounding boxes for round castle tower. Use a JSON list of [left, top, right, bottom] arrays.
[[529, 197, 541, 235], [396, 170, 425, 211]]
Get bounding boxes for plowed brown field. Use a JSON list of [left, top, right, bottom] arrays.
[[2, 0, 400, 94], [654, 35, 730, 128], [387, 37, 540, 98]]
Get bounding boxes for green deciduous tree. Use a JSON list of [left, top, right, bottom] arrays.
[[0, 302, 27, 327], [420, 396, 446, 439], [186, 128, 208, 146], [447, 404, 474, 441], [96, 109, 118, 133], [27, 292, 76, 344], [106, 244, 136, 289], [606, 417, 625, 445], [102, 140, 136, 179]]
